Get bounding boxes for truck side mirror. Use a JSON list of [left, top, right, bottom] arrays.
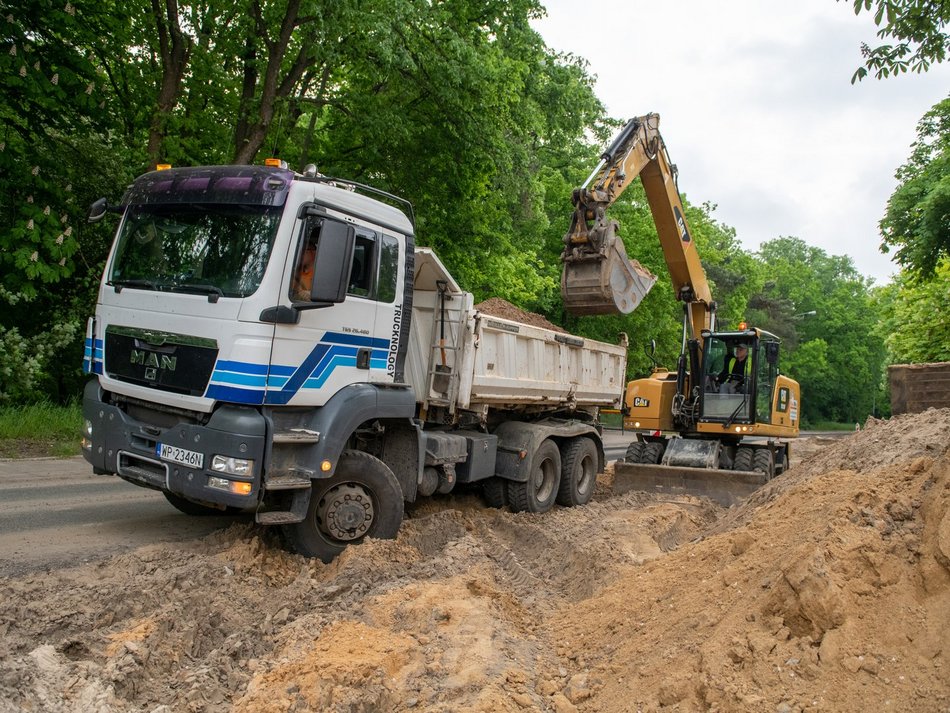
[[310, 219, 356, 304], [765, 342, 780, 365], [88, 198, 109, 223]]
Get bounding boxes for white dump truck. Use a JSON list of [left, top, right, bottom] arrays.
[[81, 163, 627, 561]]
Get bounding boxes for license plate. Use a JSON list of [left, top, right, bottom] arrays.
[[156, 443, 204, 469]]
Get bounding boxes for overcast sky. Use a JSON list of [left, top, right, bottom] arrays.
[[533, 0, 949, 284]]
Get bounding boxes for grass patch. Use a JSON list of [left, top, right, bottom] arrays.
[[0, 402, 82, 458]]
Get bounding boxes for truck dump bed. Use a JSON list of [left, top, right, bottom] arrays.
[[407, 249, 627, 414]]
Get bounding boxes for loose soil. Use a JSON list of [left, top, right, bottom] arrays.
[[475, 298, 567, 333], [2, 410, 949, 712]]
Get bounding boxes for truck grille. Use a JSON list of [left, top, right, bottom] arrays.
[[105, 326, 218, 396]]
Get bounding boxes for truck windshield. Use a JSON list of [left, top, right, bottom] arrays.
[[109, 203, 282, 298]]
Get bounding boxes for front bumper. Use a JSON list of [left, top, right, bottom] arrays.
[[82, 380, 267, 510]]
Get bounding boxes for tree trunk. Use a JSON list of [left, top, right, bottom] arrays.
[[146, 0, 191, 169], [231, 0, 308, 164]]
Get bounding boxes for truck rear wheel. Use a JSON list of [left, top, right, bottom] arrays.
[[283, 450, 403, 563], [507, 439, 560, 514], [482, 477, 509, 508], [557, 437, 598, 507]]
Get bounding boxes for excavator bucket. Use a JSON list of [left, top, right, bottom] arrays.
[[561, 223, 658, 316], [611, 462, 769, 506]]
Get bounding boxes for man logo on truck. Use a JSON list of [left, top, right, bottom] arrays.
[[130, 350, 177, 373]]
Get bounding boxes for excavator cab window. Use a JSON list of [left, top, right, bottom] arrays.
[[699, 336, 754, 422]]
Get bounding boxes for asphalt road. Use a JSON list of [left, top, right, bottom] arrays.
[[0, 457, 244, 578]]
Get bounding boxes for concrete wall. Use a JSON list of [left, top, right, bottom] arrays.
[[889, 362, 950, 415]]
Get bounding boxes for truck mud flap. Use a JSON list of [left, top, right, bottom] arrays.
[[612, 462, 769, 506]]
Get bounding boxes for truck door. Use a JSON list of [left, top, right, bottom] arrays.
[[269, 218, 383, 406]]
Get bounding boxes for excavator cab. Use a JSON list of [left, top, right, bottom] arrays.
[[694, 328, 798, 441]]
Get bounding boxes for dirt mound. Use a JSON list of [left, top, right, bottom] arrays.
[[475, 297, 566, 333], [1, 410, 948, 712]]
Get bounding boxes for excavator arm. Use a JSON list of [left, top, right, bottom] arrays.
[[561, 113, 712, 334]]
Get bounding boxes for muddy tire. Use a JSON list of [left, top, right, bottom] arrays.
[[752, 448, 774, 477], [556, 437, 598, 507], [777, 451, 790, 476], [507, 439, 561, 514], [284, 450, 403, 563], [733, 447, 754, 471], [163, 490, 240, 516], [482, 477, 509, 509], [624, 441, 645, 463], [643, 441, 665, 464]]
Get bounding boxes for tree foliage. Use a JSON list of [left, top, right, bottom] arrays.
[[751, 238, 886, 423], [880, 95, 950, 277], [874, 257, 950, 362], [843, 0, 950, 81]]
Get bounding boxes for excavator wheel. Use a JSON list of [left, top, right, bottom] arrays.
[[643, 441, 665, 464], [624, 442, 645, 463], [733, 447, 754, 472], [752, 449, 774, 478], [777, 452, 790, 476]]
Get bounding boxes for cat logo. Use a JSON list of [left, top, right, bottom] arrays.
[[633, 396, 650, 408]]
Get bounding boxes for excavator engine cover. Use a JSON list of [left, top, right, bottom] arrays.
[[561, 222, 657, 315]]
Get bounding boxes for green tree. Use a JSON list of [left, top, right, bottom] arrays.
[[0, 0, 134, 402], [753, 238, 886, 423], [843, 0, 950, 81], [879, 95, 950, 277], [874, 257, 950, 362]]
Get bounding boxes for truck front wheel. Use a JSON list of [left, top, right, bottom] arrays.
[[507, 439, 561, 514], [284, 450, 404, 563]]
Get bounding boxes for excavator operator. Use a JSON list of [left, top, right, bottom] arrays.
[[718, 344, 751, 394]]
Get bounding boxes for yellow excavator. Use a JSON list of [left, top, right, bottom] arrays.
[[560, 114, 800, 504]]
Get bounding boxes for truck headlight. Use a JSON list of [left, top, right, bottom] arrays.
[[211, 455, 254, 476], [82, 419, 93, 450]]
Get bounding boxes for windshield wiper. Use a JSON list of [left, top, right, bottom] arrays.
[[724, 391, 749, 429], [170, 283, 224, 302], [108, 278, 159, 293]]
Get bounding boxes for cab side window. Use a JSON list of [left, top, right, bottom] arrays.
[[290, 226, 319, 302], [290, 224, 399, 303], [348, 233, 376, 297]]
